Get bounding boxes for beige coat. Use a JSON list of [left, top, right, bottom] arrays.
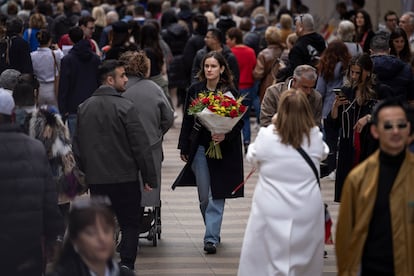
[[335, 150, 414, 276], [259, 78, 322, 127], [253, 44, 284, 101]]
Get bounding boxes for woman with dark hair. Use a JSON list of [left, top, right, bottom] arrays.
[[238, 89, 328, 275], [30, 29, 64, 108], [48, 197, 135, 276], [328, 53, 378, 202], [353, 9, 375, 53], [175, 51, 244, 255], [104, 21, 138, 60], [316, 40, 352, 177], [171, 14, 208, 109], [389, 27, 412, 63], [141, 22, 171, 106]]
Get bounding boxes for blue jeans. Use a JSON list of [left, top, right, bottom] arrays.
[[241, 83, 260, 145], [191, 146, 225, 245], [66, 114, 77, 140]]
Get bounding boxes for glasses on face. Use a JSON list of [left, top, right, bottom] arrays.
[[383, 122, 408, 130]]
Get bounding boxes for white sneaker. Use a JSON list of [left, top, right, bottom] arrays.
[[327, 170, 336, 181]]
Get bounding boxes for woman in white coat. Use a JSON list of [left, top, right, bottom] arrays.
[[238, 88, 329, 276]]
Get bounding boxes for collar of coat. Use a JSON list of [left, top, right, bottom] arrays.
[[92, 85, 123, 97]]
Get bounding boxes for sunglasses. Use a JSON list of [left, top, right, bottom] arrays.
[[383, 122, 408, 130]]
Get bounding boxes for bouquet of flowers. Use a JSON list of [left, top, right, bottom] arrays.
[[188, 91, 247, 159]]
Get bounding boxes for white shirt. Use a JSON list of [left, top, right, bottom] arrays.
[[30, 47, 64, 83]]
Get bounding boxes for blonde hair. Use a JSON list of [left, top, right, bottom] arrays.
[[92, 6, 106, 27], [280, 14, 293, 29], [274, 89, 315, 148], [286, 32, 298, 49], [265, 26, 282, 45], [29, 13, 46, 29]]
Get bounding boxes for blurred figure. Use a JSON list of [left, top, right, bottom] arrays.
[[226, 26, 259, 151], [243, 13, 268, 55], [23, 13, 47, 52], [328, 54, 378, 202], [389, 27, 412, 63], [91, 6, 106, 44], [278, 13, 294, 48], [336, 99, 414, 276], [276, 13, 326, 82], [238, 89, 328, 276], [104, 21, 138, 60], [0, 17, 33, 74], [48, 197, 135, 276], [399, 11, 414, 53], [337, 20, 364, 57], [31, 30, 64, 108], [354, 9, 375, 53], [383, 10, 399, 33], [279, 32, 297, 66], [370, 32, 413, 102], [316, 40, 351, 176], [253, 26, 284, 101], [0, 90, 64, 276]]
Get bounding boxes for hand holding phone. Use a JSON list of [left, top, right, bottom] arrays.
[[333, 88, 347, 99]]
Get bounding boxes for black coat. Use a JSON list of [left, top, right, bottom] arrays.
[[172, 81, 244, 199], [326, 86, 377, 202], [0, 124, 64, 276], [58, 39, 101, 115]]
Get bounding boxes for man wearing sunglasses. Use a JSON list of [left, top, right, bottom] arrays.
[[336, 99, 414, 276]]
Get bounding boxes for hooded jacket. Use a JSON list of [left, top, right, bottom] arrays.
[[58, 39, 101, 116], [371, 54, 414, 101]]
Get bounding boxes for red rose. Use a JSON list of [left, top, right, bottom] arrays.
[[239, 105, 247, 113], [230, 109, 238, 118], [208, 105, 215, 111], [222, 101, 231, 107], [202, 98, 210, 104]]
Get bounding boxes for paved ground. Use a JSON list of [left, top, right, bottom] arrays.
[[133, 112, 339, 275]]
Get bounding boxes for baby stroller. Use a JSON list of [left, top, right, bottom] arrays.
[[138, 179, 162, 246]]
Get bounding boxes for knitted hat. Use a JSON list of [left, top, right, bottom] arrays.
[[0, 89, 15, 115]]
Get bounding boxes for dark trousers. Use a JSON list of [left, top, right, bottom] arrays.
[[323, 119, 339, 173], [90, 181, 143, 269]]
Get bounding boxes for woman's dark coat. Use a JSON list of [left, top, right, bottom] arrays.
[[172, 81, 244, 199], [327, 86, 377, 202]]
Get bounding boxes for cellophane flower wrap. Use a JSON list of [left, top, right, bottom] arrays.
[[188, 91, 247, 159]]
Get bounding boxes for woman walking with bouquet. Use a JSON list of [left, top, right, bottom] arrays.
[[174, 51, 244, 254]]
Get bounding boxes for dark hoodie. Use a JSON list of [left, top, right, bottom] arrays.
[[372, 55, 414, 101], [277, 32, 326, 81], [58, 39, 101, 116]]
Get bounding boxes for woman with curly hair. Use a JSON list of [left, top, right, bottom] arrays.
[[389, 27, 412, 63], [316, 40, 351, 176], [328, 53, 378, 202]]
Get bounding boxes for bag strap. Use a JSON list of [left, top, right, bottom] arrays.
[[51, 49, 60, 76], [296, 146, 320, 187]]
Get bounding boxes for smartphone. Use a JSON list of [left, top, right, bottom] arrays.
[[333, 88, 347, 99]]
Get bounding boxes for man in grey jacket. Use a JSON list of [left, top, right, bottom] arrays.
[[73, 59, 157, 271]]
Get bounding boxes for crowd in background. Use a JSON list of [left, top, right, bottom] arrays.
[[1, 0, 414, 275]]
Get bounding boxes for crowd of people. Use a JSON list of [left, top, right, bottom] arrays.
[[1, 0, 414, 275]]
